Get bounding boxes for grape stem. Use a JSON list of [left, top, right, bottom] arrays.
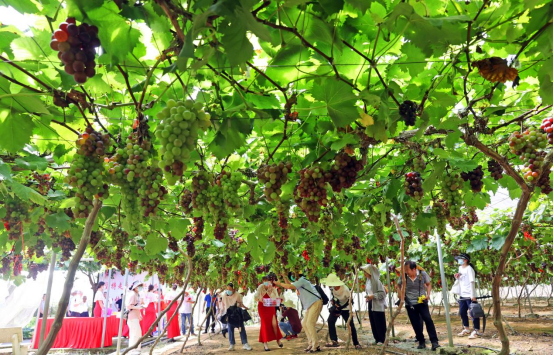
[[488, 104, 552, 134], [116, 65, 139, 109]]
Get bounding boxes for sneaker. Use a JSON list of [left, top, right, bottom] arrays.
[[243, 343, 252, 351], [457, 329, 471, 336], [468, 330, 480, 339], [431, 343, 441, 351], [291, 334, 298, 338], [228, 344, 235, 351]]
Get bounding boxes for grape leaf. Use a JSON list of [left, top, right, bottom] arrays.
[[312, 78, 358, 127], [145, 233, 169, 255], [45, 211, 72, 231]]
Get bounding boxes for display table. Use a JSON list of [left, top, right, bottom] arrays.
[[32, 316, 122, 349]]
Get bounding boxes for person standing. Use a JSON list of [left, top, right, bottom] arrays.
[[279, 300, 301, 340], [68, 290, 82, 317], [221, 283, 252, 351], [141, 285, 159, 336], [166, 284, 181, 342], [322, 274, 361, 349], [274, 272, 323, 353], [180, 289, 196, 336], [93, 282, 106, 318], [202, 289, 217, 334], [455, 253, 481, 339], [39, 294, 45, 317], [78, 296, 90, 317], [116, 293, 123, 312], [127, 281, 144, 354], [361, 264, 387, 344], [254, 275, 283, 351], [397, 261, 440, 351]]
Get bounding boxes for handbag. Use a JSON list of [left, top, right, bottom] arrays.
[[241, 309, 252, 322], [450, 279, 461, 296], [469, 302, 485, 318], [123, 303, 138, 320]]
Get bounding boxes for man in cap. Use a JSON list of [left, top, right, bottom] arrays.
[[279, 300, 301, 340]]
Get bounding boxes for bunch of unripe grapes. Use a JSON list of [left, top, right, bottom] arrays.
[[137, 166, 167, 217], [50, 18, 100, 83], [155, 99, 211, 182], [217, 171, 243, 209], [257, 162, 291, 202], [433, 200, 448, 235], [191, 171, 213, 210], [509, 127, 548, 155], [369, 213, 385, 243], [27, 262, 49, 280], [179, 189, 193, 215], [65, 126, 110, 218], [404, 171, 424, 200], [487, 160, 503, 180], [540, 117, 553, 144], [1, 197, 30, 240], [399, 100, 418, 126], [327, 152, 364, 192], [461, 166, 484, 192], [322, 238, 332, 268], [413, 156, 426, 172], [276, 200, 290, 229], [440, 173, 464, 217], [207, 185, 229, 240]]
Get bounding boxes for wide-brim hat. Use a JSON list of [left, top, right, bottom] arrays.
[[360, 264, 372, 274], [455, 253, 470, 262], [321, 273, 345, 287], [215, 289, 221, 294], [129, 281, 143, 290], [283, 300, 296, 309]]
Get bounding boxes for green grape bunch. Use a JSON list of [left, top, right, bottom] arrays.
[[217, 171, 243, 210], [155, 99, 211, 183], [257, 161, 291, 202], [440, 173, 464, 217], [65, 126, 111, 218]]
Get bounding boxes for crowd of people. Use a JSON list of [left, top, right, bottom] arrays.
[[52, 253, 482, 353]]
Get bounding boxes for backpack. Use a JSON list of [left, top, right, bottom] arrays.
[[301, 284, 329, 306], [469, 302, 485, 318]]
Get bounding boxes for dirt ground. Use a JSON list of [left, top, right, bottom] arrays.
[[146, 303, 553, 355]]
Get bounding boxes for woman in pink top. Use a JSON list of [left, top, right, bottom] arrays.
[[127, 281, 144, 353]]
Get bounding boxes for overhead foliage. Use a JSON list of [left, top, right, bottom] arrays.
[[0, 0, 551, 299]]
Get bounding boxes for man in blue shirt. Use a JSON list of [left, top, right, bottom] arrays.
[[274, 273, 323, 352], [202, 289, 216, 333]]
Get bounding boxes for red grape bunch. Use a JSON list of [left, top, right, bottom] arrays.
[[179, 189, 193, 215], [27, 262, 49, 280], [487, 160, 503, 180], [50, 18, 100, 83], [217, 171, 243, 210], [54, 232, 76, 261], [13, 254, 22, 277], [295, 165, 329, 222], [154, 99, 211, 183], [461, 166, 484, 192], [257, 162, 291, 202], [193, 217, 204, 240], [404, 171, 424, 200], [64, 126, 111, 218], [168, 233, 179, 252], [540, 117, 553, 144], [462, 207, 479, 229], [399, 100, 418, 126], [440, 173, 464, 217], [185, 233, 195, 257], [327, 152, 364, 192], [27, 238, 46, 259]]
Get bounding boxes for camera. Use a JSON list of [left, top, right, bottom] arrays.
[[418, 295, 427, 304]]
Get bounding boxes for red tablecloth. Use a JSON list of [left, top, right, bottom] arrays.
[[33, 316, 123, 349]]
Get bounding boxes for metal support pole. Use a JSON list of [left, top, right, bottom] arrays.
[[39, 252, 56, 345], [436, 234, 453, 347], [355, 265, 363, 329], [116, 269, 129, 355], [385, 257, 395, 337], [158, 277, 163, 335], [101, 268, 112, 348]]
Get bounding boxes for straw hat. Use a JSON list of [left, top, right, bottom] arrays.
[[360, 264, 373, 275], [321, 273, 345, 287], [283, 300, 296, 309]]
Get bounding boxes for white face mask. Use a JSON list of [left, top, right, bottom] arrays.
[[458, 259, 465, 266], [226, 290, 233, 296]]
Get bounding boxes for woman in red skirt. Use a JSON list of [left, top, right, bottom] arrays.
[[255, 275, 283, 351], [93, 282, 106, 318], [141, 285, 158, 336], [166, 284, 181, 342]]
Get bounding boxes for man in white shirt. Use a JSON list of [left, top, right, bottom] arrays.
[[68, 290, 82, 317], [179, 290, 196, 336], [75, 296, 90, 317]]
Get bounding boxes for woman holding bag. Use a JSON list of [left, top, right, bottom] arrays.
[[221, 283, 252, 351], [255, 275, 283, 351], [361, 264, 387, 344], [126, 281, 144, 354], [454, 253, 481, 339]]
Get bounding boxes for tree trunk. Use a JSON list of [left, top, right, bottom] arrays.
[[379, 215, 406, 355], [36, 199, 102, 355], [491, 190, 532, 355]]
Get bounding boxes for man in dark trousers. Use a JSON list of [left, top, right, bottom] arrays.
[[396, 260, 440, 351], [202, 289, 216, 333]]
